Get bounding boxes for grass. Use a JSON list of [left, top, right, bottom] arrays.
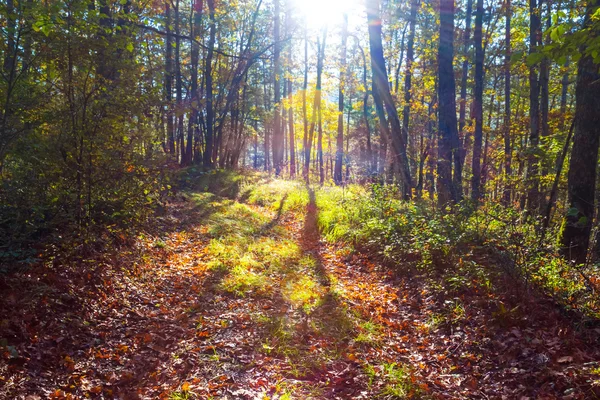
[[363, 362, 423, 399]]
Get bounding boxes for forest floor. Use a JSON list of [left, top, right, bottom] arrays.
[[1, 172, 600, 399]]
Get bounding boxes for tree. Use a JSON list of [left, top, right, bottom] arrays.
[[471, 0, 484, 201], [437, 0, 461, 205], [560, 0, 600, 263], [334, 13, 348, 185], [367, 0, 412, 198]]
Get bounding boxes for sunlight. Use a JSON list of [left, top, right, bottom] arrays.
[[293, 0, 361, 29]]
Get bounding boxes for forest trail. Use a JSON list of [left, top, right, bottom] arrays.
[[1, 175, 599, 399]]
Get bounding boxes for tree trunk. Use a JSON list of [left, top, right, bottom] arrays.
[[401, 0, 418, 175], [526, 0, 541, 211], [471, 0, 484, 201], [302, 23, 309, 179], [184, 0, 202, 166], [334, 14, 348, 185], [287, 0, 295, 178], [175, 0, 184, 162], [503, 0, 512, 205], [458, 0, 473, 158], [560, 0, 600, 263], [165, 1, 175, 154], [437, 0, 461, 205], [305, 29, 327, 183], [367, 0, 412, 198], [203, 0, 216, 167], [272, 0, 283, 175]]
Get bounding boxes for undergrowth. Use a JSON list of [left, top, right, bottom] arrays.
[[315, 184, 600, 320]]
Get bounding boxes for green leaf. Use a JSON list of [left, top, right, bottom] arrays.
[[526, 52, 544, 66], [566, 207, 579, 217], [126, 42, 134, 52]]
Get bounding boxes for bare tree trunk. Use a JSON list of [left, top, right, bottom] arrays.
[[401, 0, 418, 175], [560, 0, 600, 263], [305, 29, 326, 183], [203, 0, 216, 167], [164, 1, 175, 154], [184, 0, 202, 166], [437, 0, 461, 205], [286, 0, 295, 178], [503, 0, 512, 205], [367, 0, 412, 198], [471, 0, 484, 201], [458, 0, 473, 161], [526, 0, 541, 212], [334, 14, 348, 185], [302, 23, 309, 179], [272, 0, 283, 175]]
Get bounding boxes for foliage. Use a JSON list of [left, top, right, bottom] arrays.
[[315, 184, 600, 318]]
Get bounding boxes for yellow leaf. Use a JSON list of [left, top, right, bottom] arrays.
[[181, 382, 191, 391]]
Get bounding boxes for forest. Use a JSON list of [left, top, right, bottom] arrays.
[[1, 0, 600, 397]]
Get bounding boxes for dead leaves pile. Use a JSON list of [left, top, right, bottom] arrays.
[[1, 185, 600, 399]]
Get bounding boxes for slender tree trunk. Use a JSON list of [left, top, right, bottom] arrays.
[[539, 0, 551, 176], [503, 0, 512, 205], [286, 0, 295, 178], [273, 0, 283, 175], [401, 0, 418, 174], [184, 0, 202, 166], [471, 0, 484, 201], [165, 1, 175, 154], [302, 24, 309, 179], [394, 23, 409, 94], [305, 29, 327, 183], [175, 0, 184, 162], [458, 0, 473, 159], [526, 0, 541, 211], [437, 0, 461, 205], [203, 0, 216, 167], [334, 14, 348, 185]]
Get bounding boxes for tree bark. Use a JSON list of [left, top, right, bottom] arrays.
[[334, 14, 348, 185], [401, 0, 418, 173], [560, 0, 600, 263], [437, 0, 461, 205], [203, 0, 216, 167], [367, 0, 412, 197], [526, 0, 541, 211], [272, 0, 283, 175], [503, 0, 512, 205], [471, 0, 484, 201]]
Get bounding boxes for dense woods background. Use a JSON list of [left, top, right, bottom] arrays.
[[2, 0, 600, 397], [2, 0, 600, 260]]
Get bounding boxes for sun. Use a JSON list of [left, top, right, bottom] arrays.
[[292, 0, 362, 30]]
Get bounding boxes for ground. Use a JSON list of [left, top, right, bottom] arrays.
[[1, 172, 599, 399]]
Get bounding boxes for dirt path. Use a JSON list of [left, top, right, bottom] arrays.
[[1, 180, 599, 399]]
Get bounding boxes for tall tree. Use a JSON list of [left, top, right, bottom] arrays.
[[401, 0, 418, 169], [367, 0, 412, 198], [164, 1, 175, 154], [526, 0, 541, 211], [203, 0, 216, 167], [471, 0, 484, 201], [458, 0, 473, 157], [437, 0, 462, 205], [334, 13, 349, 185], [560, 0, 600, 263], [305, 28, 326, 183], [502, 0, 512, 205], [286, 0, 296, 178], [272, 0, 283, 175]]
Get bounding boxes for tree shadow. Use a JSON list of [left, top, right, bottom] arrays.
[[260, 193, 288, 233], [301, 185, 330, 288]]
